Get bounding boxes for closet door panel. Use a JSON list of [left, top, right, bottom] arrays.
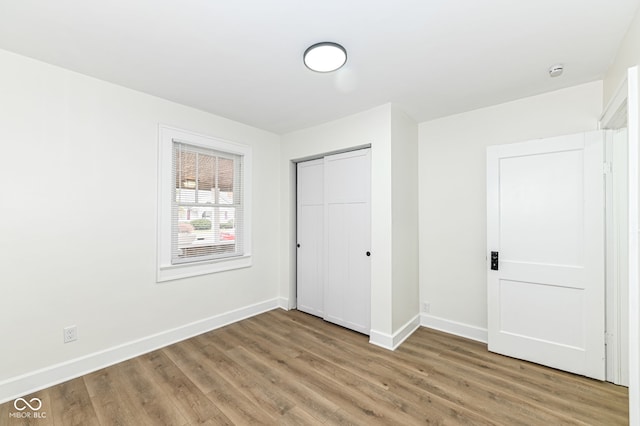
[[324, 149, 371, 334], [296, 159, 324, 317]]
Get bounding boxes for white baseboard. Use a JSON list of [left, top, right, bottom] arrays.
[[277, 297, 290, 310], [369, 314, 421, 351], [420, 313, 488, 343], [0, 298, 281, 404]]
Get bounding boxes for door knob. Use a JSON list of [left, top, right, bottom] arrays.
[[366, 251, 371, 256], [297, 244, 301, 248]]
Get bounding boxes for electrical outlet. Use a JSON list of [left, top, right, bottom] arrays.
[[422, 302, 431, 313], [63, 325, 78, 343]]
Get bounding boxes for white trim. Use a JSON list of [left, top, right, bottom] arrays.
[[603, 128, 631, 385], [369, 315, 421, 351], [601, 78, 629, 128], [277, 297, 290, 310], [627, 66, 640, 426], [420, 313, 488, 343], [158, 255, 252, 282], [0, 299, 281, 404], [288, 161, 298, 309], [369, 330, 394, 350], [604, 131, 615, 381], [157, 125, 253, 282]]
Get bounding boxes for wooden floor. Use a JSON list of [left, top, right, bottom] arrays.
[[0, 309, 628, 425]]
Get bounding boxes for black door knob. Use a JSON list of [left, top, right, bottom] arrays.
[[366, 251, 371, 256], [297, 244, 301, 248]]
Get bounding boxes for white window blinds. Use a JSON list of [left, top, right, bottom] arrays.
[[172, 142, 244, 264]]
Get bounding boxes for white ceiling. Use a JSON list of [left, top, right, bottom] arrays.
[[0, 0, 638, 134]]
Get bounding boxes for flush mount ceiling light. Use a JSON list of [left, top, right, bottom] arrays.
[[303, 42, 347, 73]]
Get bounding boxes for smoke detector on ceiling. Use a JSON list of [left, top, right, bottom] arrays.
[[548, 64, 564, 78]]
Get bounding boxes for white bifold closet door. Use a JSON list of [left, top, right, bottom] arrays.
[[296, 148, 371, 335]]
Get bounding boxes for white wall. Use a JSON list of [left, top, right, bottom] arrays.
[[604, 4, 640, 107], [280, 103, 420, 348], [390, 105, 419, 331], [0, 49, 281, 402], [418, 81, 603, 335], [280, 104, 395, 336]]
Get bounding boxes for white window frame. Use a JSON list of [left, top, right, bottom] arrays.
[[157, 125, 252, 282]]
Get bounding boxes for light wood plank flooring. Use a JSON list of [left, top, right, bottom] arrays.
[[0, 309, 629, 425]]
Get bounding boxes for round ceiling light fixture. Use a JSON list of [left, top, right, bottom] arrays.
[[303, 42, 347, 73]]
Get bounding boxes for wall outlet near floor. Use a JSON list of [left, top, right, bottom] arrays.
[[422, 301, 431, 313], [63, 325, 78, 343]]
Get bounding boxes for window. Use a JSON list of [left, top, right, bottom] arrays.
[[158, 126, 252, 282]]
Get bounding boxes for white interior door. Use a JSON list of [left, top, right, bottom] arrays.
[[296, 159, 325, 317], [324, 149, 371, 334], [487, 131, 605, 380]]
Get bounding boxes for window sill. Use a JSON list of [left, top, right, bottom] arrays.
[[157, 254, 252, 282]]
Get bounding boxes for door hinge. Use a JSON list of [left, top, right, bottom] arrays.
[[603, 162, 612, 175]]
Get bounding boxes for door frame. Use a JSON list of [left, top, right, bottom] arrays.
[[628, 66, 640, 426], [603, 128, 629, 386], [599, 67, 638, 390], [600, 65, 640, 425]]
